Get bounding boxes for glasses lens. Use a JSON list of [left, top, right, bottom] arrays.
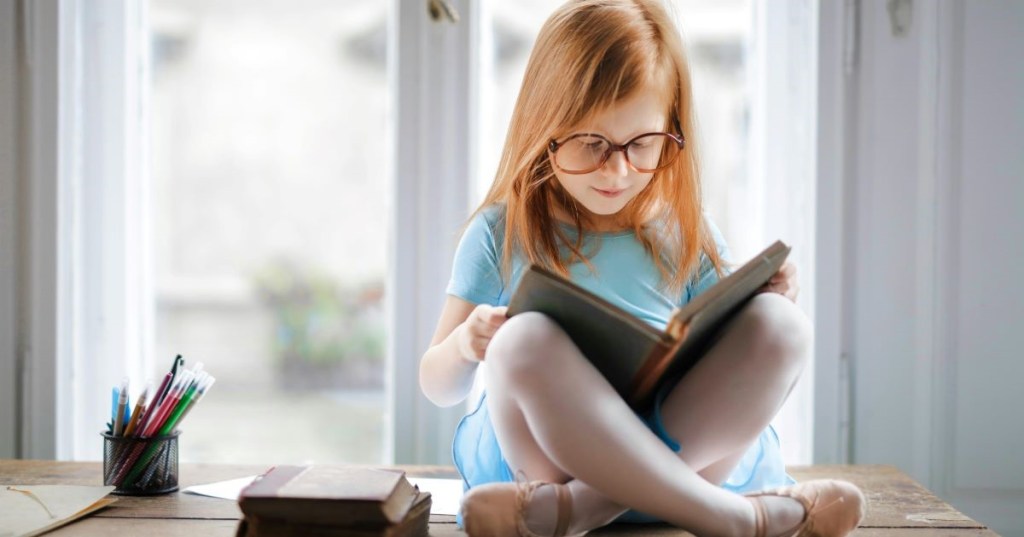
[[627, 133, 676, 172], [554, 135, 608, 173]]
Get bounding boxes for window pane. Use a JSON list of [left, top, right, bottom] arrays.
[[149, 0, 390, 465]]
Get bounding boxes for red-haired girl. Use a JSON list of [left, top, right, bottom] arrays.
[[420, 1, 865, 536]]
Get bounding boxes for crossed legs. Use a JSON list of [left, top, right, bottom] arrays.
[[479, 293, 812, 537]]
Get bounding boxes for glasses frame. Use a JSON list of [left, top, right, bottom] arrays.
[[547, 131, 686, 175]]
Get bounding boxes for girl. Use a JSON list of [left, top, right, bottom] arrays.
[[419, 1, 865, 536]]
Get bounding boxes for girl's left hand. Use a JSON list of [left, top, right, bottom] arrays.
[[760, 261, 799, 302]]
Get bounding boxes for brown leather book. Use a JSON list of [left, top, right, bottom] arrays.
[[507, 240, 791, 410], [237, 490, 431, 537], [237, 466, 423, 530]]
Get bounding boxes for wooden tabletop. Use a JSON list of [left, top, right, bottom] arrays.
[[0, 461, 997, 536]]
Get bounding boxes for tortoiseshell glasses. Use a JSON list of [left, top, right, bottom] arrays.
[[547, 131, 685, 174]]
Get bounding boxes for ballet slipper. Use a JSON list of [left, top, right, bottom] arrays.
[[746, 479, 867, 537], [460, 472, 581, 537]]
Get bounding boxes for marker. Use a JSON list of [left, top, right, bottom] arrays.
[[113, 378, 129, 436], [171, 376, 215, 432], [137, 372, 172, 437], [143, 371, 194, 437], [109, 387, 119, 433]]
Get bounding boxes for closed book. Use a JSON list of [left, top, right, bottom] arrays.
[[237, 491, 431, 537], [507, 240, 791, 410], [238, 466, 421, 528]]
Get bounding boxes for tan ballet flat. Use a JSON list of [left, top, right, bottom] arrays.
[[460, 474, 578, 537], [746, 479, 867, 537]]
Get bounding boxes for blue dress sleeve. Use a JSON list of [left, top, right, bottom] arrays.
[[445, 209, 505, 305], [685, 216, 732, 303]]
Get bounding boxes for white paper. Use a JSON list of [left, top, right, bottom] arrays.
[[182, 475, 258, 500], [407, 477, 463, 516]]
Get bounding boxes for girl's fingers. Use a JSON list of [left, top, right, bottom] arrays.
[[472, 337, 488, 359], [770, 262, 798, 287], [485, 306, 509, 326]]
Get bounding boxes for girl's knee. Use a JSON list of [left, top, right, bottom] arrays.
[[485, 312, 566, 377], [738, 293, 812, 369]]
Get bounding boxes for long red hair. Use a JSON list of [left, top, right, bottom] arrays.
[[472, 0, 722, 294]]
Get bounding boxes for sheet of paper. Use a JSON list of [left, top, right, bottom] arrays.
[[407, 477, 463, 516], [182, 475, 258, 500], [0, 484, 116, 537]]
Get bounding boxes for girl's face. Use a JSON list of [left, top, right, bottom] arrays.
[[551, 90, 668, 230]]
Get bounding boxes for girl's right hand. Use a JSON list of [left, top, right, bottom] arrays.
[[457, 305, 509, 362]]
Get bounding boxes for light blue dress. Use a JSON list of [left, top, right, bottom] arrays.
[[446, 206, 795, 523]]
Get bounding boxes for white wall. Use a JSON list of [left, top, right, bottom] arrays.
[[844, 1, 1023, 534]]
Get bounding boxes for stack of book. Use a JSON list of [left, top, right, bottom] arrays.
[[237, 465, 431, 537]]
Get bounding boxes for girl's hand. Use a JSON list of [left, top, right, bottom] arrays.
[[760, 261, 799, 302], [457, 305, 509, 362]]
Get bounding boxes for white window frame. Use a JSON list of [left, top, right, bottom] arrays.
[[748, 0, 815, 465], [812, 0, 856, 464], [7, 0, 152, 460], [388, 0, 479, 464]]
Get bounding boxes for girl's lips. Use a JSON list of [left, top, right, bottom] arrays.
[[594, 187, 625, 198]]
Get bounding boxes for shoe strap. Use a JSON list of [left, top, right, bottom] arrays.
[[553, 483, 573, 537]]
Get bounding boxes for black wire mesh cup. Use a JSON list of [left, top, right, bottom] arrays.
[[102, 431, 180, 495]]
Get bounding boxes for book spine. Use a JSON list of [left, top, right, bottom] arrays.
[[664, 310, 688, 341], [627, 334, 687, 410]]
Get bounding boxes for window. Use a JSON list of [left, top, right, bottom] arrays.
[[21, 0, 815, 465], [149, 0, 391, 465]]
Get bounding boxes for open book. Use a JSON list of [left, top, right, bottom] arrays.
[[507, 240, 790, 410]]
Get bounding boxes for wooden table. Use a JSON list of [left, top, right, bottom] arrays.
[[0, 461, 997, 536]]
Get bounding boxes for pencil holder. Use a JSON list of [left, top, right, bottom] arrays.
[[102, 431, 180, 495]]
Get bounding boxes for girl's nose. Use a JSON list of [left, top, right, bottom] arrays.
[[602, 150, 629, 178]]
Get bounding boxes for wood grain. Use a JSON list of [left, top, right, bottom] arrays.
[[0, 461, 996, 536]]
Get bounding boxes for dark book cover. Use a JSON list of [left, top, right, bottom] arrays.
[[507, 240, 791, 410], [237, 491, 431, 537]]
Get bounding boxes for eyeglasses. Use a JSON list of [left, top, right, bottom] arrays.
[[547, 131, 685, 175]]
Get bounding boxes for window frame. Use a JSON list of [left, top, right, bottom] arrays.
[[388, 0, 479, 464], [7, 0, 153, 460]]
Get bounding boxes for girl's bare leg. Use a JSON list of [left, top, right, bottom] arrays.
[[482, 293, 810, 537]]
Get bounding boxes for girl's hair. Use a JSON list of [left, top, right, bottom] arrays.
[[472, 0, 723, 294]]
